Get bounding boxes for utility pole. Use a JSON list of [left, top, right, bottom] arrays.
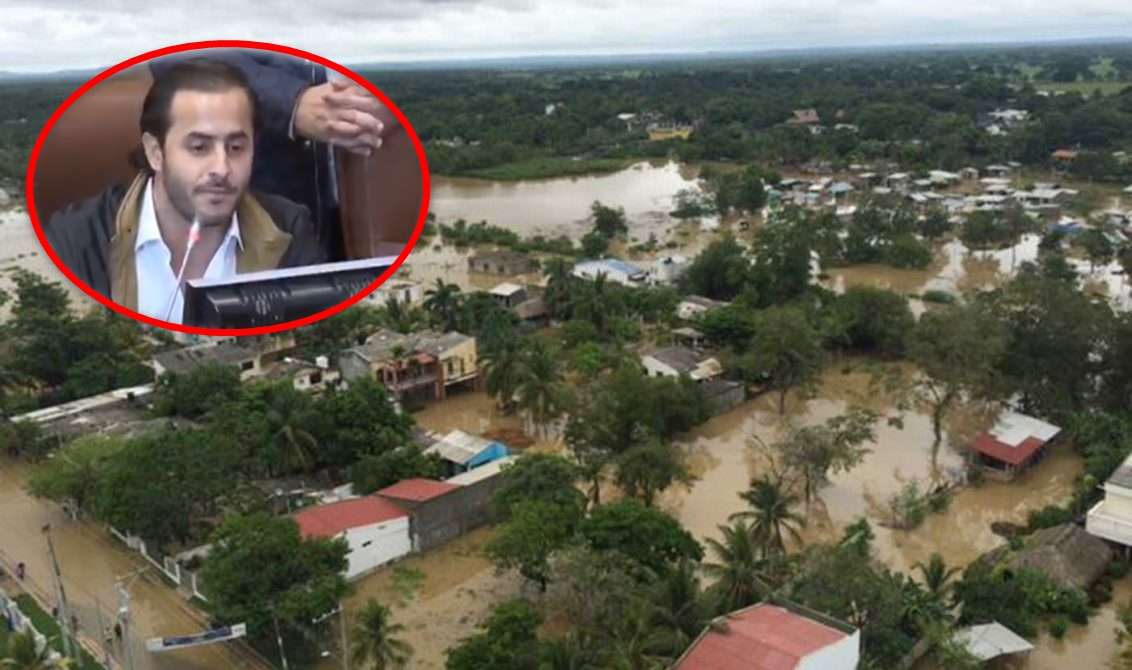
[[42, 524, 76, 662], [338, 601, 350, 670], [116, 566, 146, 670], [273, 611, 290, 670]]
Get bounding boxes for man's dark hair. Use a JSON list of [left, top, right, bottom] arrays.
[[131, 57, 260, 171]]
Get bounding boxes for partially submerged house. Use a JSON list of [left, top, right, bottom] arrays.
[[489, 282, 528, 309], [673, 600, 860, 670], [424, 430, 510, 478], [468, 250, 539, 276], [641, 346, 723, 382], [979, 524, 1112, 594], [677, 295, 729, 321], [1087, 452, 1132, 553], [969, 411, 1061, 481], [572, 258, 648, 287], [376, 467, 512, 552], [151, 336, 297, 382], [338, 329, 478, 401], [294, 496, 411, 580], [953, 622, 1034, 664]]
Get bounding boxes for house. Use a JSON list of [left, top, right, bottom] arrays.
[[1051, 149, 1079, 164], [10, 383, 158, 441], [424, 430, 510, 478], [338, 329, 478, 401], [979, 524, 1112, 594], [885, 172, 910, 190], [294, 496, 411, 580], [376, 474, 503, 552], [572, 258, 648, 286], [367, 280, 423, 307], [641, 346, 723, 381], [672, 326, 707, 350], [647, 124, 693, 141], [787, 108, 821, 125], [969, 411, 1061, 481], [829, 182, 853, 199], [928, 170, 960, 186], [1087, 452, 1132, 552], [490, 282, 528, 309], [673, 600, 860, 670], [984, 164, 1012, 178], [468, 250, 539, 276], [513, 296, 549, 324], [677, 295, 729, 321], [151, 336, 297, 381], [959, 167, 980, 181], [263, 356, 342, 393]]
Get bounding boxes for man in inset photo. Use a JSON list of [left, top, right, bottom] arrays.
[[44, 58, 333, 324]]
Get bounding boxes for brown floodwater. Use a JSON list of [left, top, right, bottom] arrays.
[[0, 460, 265, 669]]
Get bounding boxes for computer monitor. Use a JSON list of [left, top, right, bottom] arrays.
[[183, 256, 398, 329]]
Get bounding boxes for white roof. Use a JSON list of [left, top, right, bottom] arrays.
[[446, 456, 519, 486], [989, 411, 1060, 447], [490, 282, 525, 297], [954, 623, 1034, 661], [425, 430, 497, 465], [1123, 185, 1132, 193], [13, 384, 155, 424], [888, 172, 909, 180]]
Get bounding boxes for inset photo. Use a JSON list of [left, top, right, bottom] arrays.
[[30, 42, 428, 333]]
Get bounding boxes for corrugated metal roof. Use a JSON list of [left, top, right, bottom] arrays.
[[425, 430, 497, 465], [954, 623, 1034, 661], [294, 496, 408, 539], [447, 456, 518, 486], [675, 604, 851, 670]]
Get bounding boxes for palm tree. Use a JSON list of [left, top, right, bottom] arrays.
[[913, 552, 960, 600], [703, 520, 771, 613], [542, 257, 576, 319], [647, 559, 710, 658], [513, 337, 569, 437], [423, 279, 462, 331], [730, 475, 806, 555], [381, 298, 424, 334], [482, 337, 525, 412], [264, 388, 319, 475], [350, 599, 412, 670]]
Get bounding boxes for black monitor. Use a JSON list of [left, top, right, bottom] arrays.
[[183, 256, 398, 329]]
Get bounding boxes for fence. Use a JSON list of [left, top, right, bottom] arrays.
[[0, 587, 57, 662], [107, 526, 209, 602]]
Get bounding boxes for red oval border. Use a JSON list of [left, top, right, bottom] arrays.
[[24, 39, 431, 337]]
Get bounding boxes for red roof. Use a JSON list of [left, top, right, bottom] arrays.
[[675, 604, 850, 670], [972, 433, 1046, 466], [377, 478, 459, 503], [294, 496, 408, 539]]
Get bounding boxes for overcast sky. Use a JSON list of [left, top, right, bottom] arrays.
[[1, 1, 1130, 73]]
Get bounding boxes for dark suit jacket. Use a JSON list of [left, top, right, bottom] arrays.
[[45, 173, 326, 311], [149, 50, 341, 258]]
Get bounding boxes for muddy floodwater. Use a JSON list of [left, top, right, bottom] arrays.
[[430, 161, 718, 247]]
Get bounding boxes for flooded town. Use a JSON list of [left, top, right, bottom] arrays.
[[4, 22, 1132, 670]]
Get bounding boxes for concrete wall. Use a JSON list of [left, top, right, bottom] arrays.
[[384, 473, 507, 553], [798, 629, 860, 670], [441, 337, 478, 384], [642, 356, 679, 378], [343, 517, 412, 580], [338, 350, 373, 383]]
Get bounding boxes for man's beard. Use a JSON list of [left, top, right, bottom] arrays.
[[161, 169, 238, 228]]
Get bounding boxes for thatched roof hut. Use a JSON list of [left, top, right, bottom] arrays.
[[979, 524, 1112, 592]]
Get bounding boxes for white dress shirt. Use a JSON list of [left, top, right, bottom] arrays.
[[135, 179, 243, 324]]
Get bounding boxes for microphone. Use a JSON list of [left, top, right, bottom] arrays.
[[163, 216, 201, 322]]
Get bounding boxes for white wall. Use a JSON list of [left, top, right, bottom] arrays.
[[642, 356, 678, 378], [797, 630, 860, 670], [677, 302, 710, 321], [343, 517, 412, 580]]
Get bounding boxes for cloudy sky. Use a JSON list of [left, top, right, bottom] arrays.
[[1, 0, 1130, 72]]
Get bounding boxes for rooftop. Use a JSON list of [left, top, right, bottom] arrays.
[[377, 478, 460, 503], [574, 258, 647, 278], [674, 602, 853, 670], [490, 282, 526, 297], [294, 496, 408, 539], [349, 329, 472, 364], [971, 411, 1060, 466], [446, 455, 518, 486], [153, 341, 260, 376], [425, 430, 501, 465]]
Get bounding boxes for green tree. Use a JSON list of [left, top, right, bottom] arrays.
[[591, 201, 629, 238], [746, 305, 826, 414], [446, 600, 544, 670], [313, 377, 415, 469], [907, 303, 1007, 458], [485, 500, 583, 592], [645, 559, 711, 658], [827, 287, 915, 357], [731, 475, 806, 555], [580, 500, 703, 574], [918, 206, 951, 242], [201, 513, 349, 638], [680, 235, 752, 302], [423, 279, 463, 332], [152, 363, 243, 419], [773, 407, 878, 506], [350, 599, 412, 670], [0, 630, 68, 670], [1077, 227, 1116, 274], [350, 445, 443, 495], [27, 434, 124, 512], [512, 337, 570, 437], [613, 438, 692, 508], [493, 453, 586, 518], [913, 552, 960, 601], [703, 520, 771, 612]]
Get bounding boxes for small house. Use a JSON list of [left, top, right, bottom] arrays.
[[672, 326, 707, 350], [673, 600, 860, 670], [969, 411, 1060, 481], [787, 108, 821, 125], [424, 430, 510, 478], [677, 295, 729, 321], [489, 282, 528, 309], [367, 280, 423, 307], [984, 164, 1012, 178], [641, 346, 723, 381], [1087, 452, 1132, 552], [468, 250, 539, 276], [572, 258, 648, 287], [295, 496, 411, 580], [953, 623, 1034, 664]]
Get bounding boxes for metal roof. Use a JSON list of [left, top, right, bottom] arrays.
[[954, 623, 1034, 661], [294, 496, 408, 539]]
